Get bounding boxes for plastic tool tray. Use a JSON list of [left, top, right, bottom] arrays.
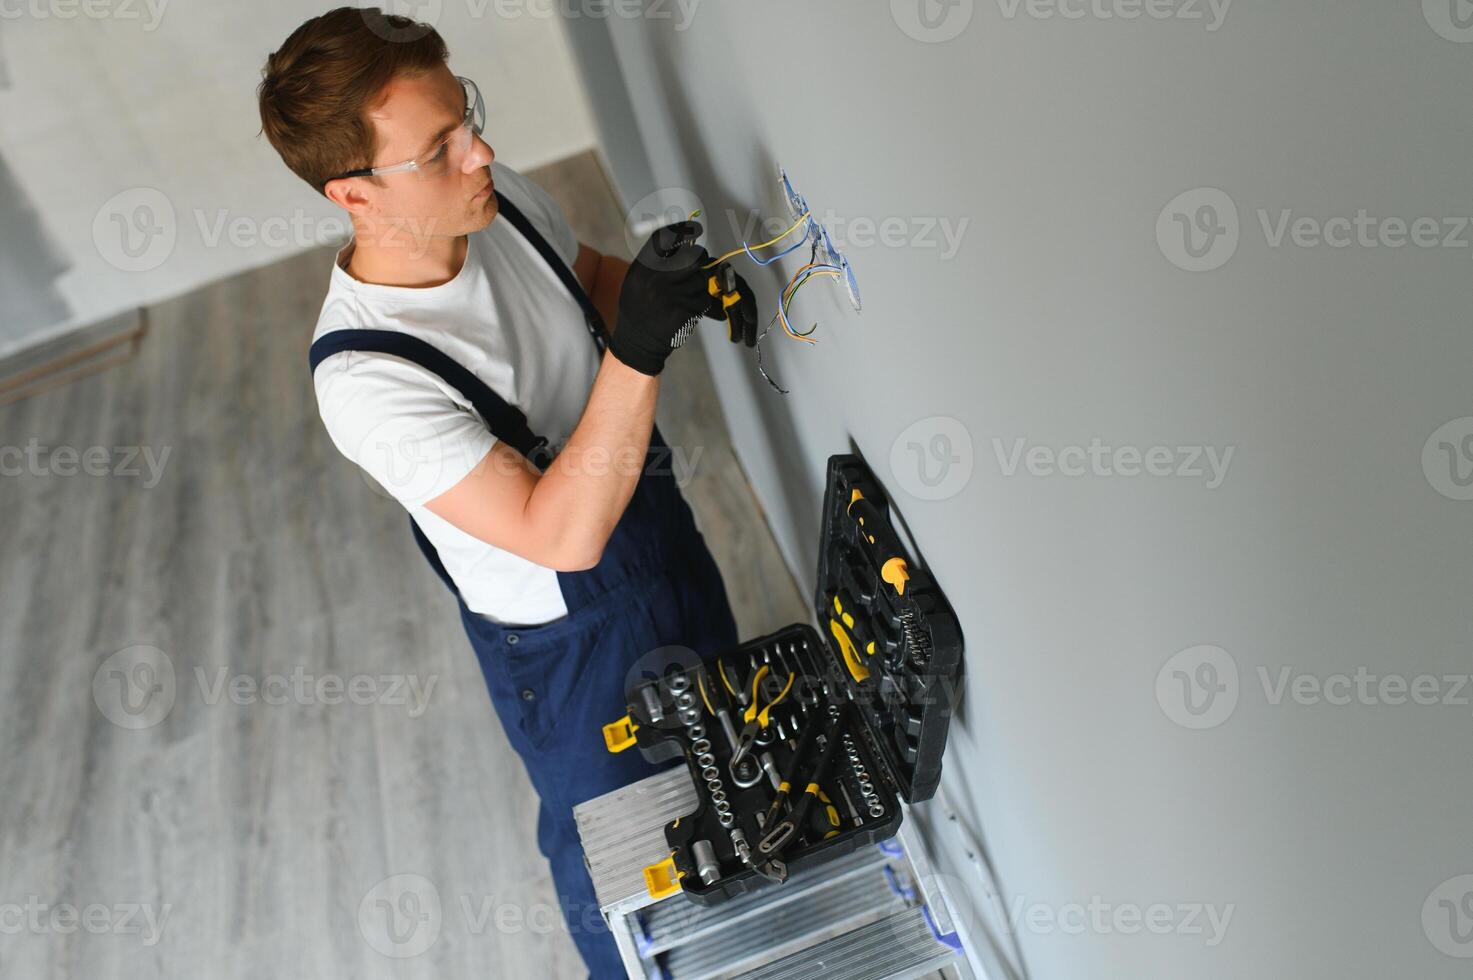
[[604, 454, 964, 907]]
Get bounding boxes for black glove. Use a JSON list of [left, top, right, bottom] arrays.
[[704, 263, 759, 348], [610, 221, 714, 377]]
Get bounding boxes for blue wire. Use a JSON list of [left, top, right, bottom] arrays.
[[744, 235, 808, 266]]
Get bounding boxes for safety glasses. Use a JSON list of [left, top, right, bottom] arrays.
[[323, 75, 485, 188]]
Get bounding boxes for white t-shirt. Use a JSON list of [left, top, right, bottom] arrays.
[[312, 162, 600, 625]]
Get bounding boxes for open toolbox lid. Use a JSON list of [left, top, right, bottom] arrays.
[[811, 454, 964, 804]]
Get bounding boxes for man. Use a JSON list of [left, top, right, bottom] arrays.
[[258, 8, 756, 976]]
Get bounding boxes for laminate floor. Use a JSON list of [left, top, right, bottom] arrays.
[[0, 150, 809, 979]]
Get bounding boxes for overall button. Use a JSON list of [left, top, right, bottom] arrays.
[[506, 634, 520, 645], [520, 689, 536, 702]]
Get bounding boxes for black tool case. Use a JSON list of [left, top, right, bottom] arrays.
[[607, 454, 964, 908]]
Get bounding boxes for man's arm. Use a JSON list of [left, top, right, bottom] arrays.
[[425, 224, 709, 573], [424, 351, 657, 572], [573, 243, 630, 336]]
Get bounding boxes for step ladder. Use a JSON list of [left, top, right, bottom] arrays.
[[574, 766, 978, 980]]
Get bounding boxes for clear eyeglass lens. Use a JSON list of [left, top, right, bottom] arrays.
[[415, 80, 483, 179]]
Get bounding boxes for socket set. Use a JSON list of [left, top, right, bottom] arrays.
[[603, 455, 964, 906]]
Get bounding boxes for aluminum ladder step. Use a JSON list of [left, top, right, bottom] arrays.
[[637, 844, 896, 956], [729, 906, 960, 980], [658, 862, 904, 980]]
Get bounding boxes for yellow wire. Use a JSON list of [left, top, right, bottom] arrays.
[[697, 672, 715, 715], [704, 211, 811, 268], [779, 265, 840, 343]]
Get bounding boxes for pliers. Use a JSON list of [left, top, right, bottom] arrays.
[[726, 663, 794, 775], [757, 702, 852, 857], [706, 261, 759, 348]]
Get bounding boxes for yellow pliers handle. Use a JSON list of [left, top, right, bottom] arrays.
[[742, 665, 794, 729]]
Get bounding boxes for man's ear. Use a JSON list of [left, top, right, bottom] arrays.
[[323, 177, 372, 215]]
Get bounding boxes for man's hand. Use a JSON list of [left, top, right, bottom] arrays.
[[607, 221, 715, 376]]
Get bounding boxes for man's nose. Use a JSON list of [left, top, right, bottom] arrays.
[[465, 134, 494, 171]]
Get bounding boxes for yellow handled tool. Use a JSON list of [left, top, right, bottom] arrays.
[[727, 664, 794, 772]]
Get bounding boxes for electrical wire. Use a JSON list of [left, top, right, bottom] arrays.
[[704, 211, 811, 268], [777, 262, 841, 342]]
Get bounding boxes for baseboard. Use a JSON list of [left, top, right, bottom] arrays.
[[0, 309, 146, 407]]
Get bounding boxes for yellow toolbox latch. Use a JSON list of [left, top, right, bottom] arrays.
[[602, 714, 639, 753], [642, 854, 684, 900]]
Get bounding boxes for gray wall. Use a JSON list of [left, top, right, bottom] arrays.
[[572, 3, 1473, 978]]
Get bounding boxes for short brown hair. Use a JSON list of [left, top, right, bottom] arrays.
[[258, 6, 448, 192]]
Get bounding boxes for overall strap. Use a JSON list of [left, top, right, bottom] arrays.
[[493, 190, 608, 355], [308, 329, 554, 471]]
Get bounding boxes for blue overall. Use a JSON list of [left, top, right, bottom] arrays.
[[310, 194, 738, 978]]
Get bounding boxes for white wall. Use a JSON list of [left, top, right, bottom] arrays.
[[576, 3, 1473, 977], [0, 2, 596, 358]]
